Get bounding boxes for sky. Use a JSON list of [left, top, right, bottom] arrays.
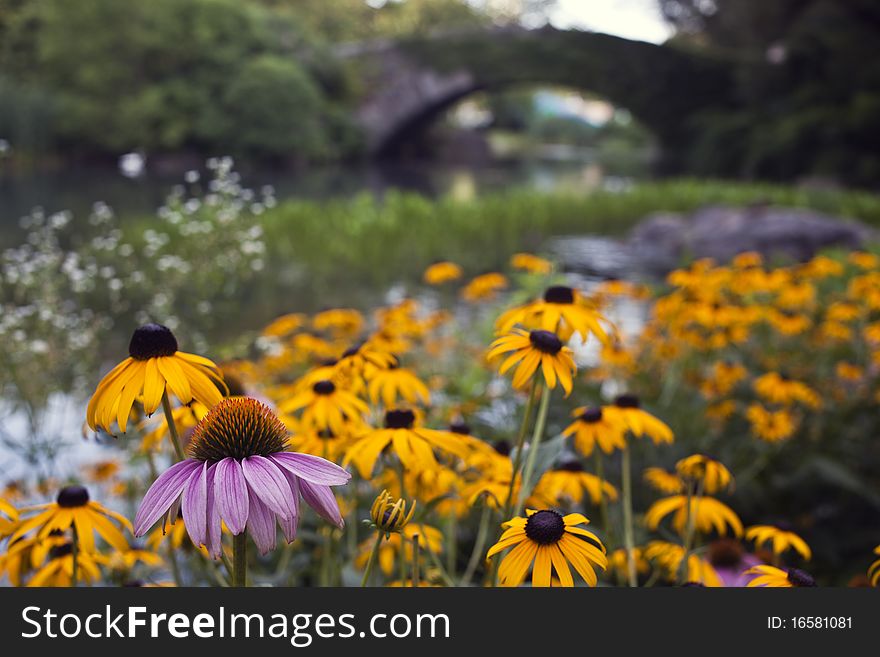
[[546, 0, 674, 44]]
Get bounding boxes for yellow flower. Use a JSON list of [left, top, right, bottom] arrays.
[[261, 313, 307, 338], [279, 379, 369, 436], [102, 548, 165, 572], [495, 285, 609, 344], [643, 468, 684, 494], [532, 461, 618, 507], [12, 486, 131, 553], [367, 362, 431, 407], [487, 328, 576, 395], [84, 460, 121, 484], [848, 251, 878, 269], [423, 261, 463, 285], [0, 497, 19, 537], [356, 524, 442, 575], [486, 510, 607, 587], [835, 362, 863, 382], [510, 252, 552, 274], [312, 308, 364, 338], [603, 394, 674, 444], [562, 407, 627, 456], [345, 409, 471, 477], [746, 403, 797, 442], [676, 454, 733, 494], [608, 547, 649, 580], [745, 525, 811, 561], [87, 323, 225, 434], [645, 495, 743, 537], [701, 361, 748, 397], [745, 565, 816, 587], [869, 545, 880, 586], [28, 542, 104, 587], [753, 372, 820, 409], [461, 272, 508, 302], [644, 540, 722, 586], [369, 490, 416, 534], [337, 341, 397, 381]]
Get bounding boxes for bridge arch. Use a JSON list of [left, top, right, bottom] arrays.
[[343, 27, 734, 171]]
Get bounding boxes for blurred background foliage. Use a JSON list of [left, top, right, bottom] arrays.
[[0, 0, 878, 186]]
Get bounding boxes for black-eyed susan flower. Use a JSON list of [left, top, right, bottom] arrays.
[[562, 406, 626, 456], [336, 341, 397, 381], [745, 525, 811, 561], [312, 308, 363, 338], [532, 461, 618, 507], [488, 328, 576, 395], [345, 409, 472, 477], [367, 361, 431, 407], [676, 454, 733, 494], [423, 261, 463, 285], [603, 394, 674, 444], [461, 272, 507, 302], [608, 547, 649, 582], [261, 313, 307, 338], [510, 253, 552, 274], [28, 542, 104, 587], [134, 398, 351, 589], [86, 323, 226, 435], [279, 379, 369, 436], [355, 523, 441, 576], [643, 468, 684, 494], [0, 497, 18, 536], [11, 485, 131, 553], [495, 285, 609, 344], [486, 510, 607, 587], [745, 565, 816, 587], [753, 372, 820, 409], [869, 546, 880, 586], [645, 495, 743, 537], [746, 403, 797, 442], [644, 540, 722, 587]]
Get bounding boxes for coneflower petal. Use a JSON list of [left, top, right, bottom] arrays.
[[182, 462, 208, 547], [214, 458, 249, 534], [241, 456, 296, 520], [246, 495, 277, 555], [277, 469, 301, 543], [299, 480, 344, 528], [270, 452, 351, 486], [204, 463, 222, 558], [134, 459, 201, 536]]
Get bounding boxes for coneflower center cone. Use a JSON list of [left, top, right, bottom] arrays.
[[188, 398, 289, 462]]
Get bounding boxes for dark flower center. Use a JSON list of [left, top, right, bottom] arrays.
[[57, 485, 89, 508], [493, 440, 511, 456], [556, 460, 584, 472], [49, 543, 74, 559], [128, 323, 178, 360], [787, 568, 817, 587], [708, 538, 743, 568], [614, 394, 641, 409], [449, 421, 471, 435], [342, 344, 363, 358], [543, 286, 575, 305], [524, 510, 566, 545], [529, 330, 563, 354], [188, 398, 289, 462], [681, 582, 705, 587], [313, 380, 336, 395], [385, 409, 415, 430], [579, 407, 603, 423]]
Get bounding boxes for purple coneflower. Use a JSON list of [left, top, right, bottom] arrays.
[[134, 397, 350, 585]]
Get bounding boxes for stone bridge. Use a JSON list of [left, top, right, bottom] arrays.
[[339, 27, 735, 171]]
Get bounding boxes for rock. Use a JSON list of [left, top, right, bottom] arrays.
[[625, 205, 876, 275]]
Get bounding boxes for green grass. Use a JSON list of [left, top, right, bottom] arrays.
[[258, 179, 880, 292]]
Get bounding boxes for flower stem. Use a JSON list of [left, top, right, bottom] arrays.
[[167, 542, 182, 586], [461, 504, 492, 586], [161, 392, 186, 462], [594, 451, 613, 546], [361, 532, 384, 587], [621, 445, 637, 587], [516, 383, 551, 515], [232, 533, 247, 587], [679, 480, 702, 584], [501, 378, 539, 521], [412, 534, 421, 587], [445, 511, 457, 575]]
